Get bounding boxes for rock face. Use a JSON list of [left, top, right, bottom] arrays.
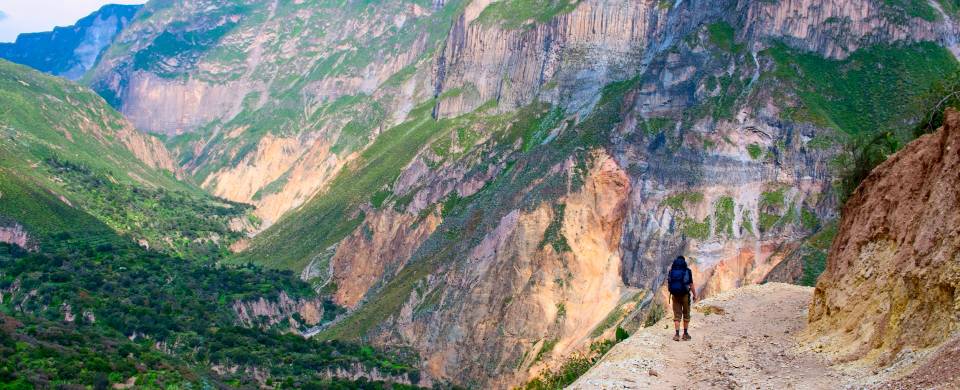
[[0, 223, 35, 251], [807, 108, 960, 368], [64, 0, 960, 386], [232, 291, 325, 331], [0, 4, 141, 80]]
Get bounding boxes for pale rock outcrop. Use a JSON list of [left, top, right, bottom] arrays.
[[116, 123, 178, 173], [232, 291, 325, 330], [0, 223, 36, 251], [330, 209, 443, 308]]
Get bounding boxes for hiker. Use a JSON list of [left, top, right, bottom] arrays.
[[668, 256, 696, 341]]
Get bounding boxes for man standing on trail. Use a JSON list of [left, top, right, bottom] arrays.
[[668, 256, 696, 341]]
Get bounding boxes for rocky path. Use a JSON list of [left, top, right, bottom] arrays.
[[569, 283, 862, 389]]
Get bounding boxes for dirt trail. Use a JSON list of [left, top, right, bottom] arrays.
[[569, 283, 862, 389]]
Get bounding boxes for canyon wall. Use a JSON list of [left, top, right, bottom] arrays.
[[807, 108, 960, 369], [81, 0, 960, 386]]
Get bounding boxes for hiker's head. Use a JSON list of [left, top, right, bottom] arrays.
[[672, 256, 688, 270]]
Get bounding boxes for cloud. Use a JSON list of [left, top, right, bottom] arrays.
[[0, 10, 7, 22]]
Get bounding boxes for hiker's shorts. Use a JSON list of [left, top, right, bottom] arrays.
[[672, 293, 691, 321]]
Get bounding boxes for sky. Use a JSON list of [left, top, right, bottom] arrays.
[[0, 0, 145, 42]]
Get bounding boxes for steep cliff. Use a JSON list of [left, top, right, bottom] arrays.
[[0, 4, 141, 80], [76, 0, 960, 386], [806, 108, 960, 381]]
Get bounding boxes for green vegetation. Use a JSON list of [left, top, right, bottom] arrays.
[[253, 171, 291, 201], [662, 191, 704, 211], [758, 212, 781, 233], [132, 7, 247, 78], [236, 100, 452, 270], [0, 60, 190, 193], [0, 59, 246, 261], [590, 292, 643, 338], [713, 196, 735, 237], [765, 42, 959, 134], [760, 188, 786, 209], [45, 158, 249, 261], [682, 218, 711, 240], [747, 143, 763, 160], [474, 0, 580, 29], [644, 303, 665, 328], [520, 337, 622, 390], [534, 339, 559, 363], [371, 188, 393, 209], [881, 0, 939, 22], [797, 223, 838, 286], [638, 117, 675, 136], [706, 21, 742, 53], [741, 210, 754, 236], [0, 59, 420, 388], [834, 69, 960, 205], [0, 174, 418, 388], [320, 78, 637, 342], [800, 207, 820, 230], [0, 239, 420, 388], [935, 0, 960, 15], [688, 73, 750, 121], [540, 203, 572, 253]]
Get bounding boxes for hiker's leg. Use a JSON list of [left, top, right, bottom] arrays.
[[683, 319, 689, 332], [671, 294, 682, 339]]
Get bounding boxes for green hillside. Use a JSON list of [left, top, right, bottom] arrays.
[[0, 60, 422, 388], [0, 173, 421, 388], [0, 60, 253, 261]]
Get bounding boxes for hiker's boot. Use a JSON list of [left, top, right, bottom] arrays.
[[682, 332, 691, 341], [672, 333, 680, 341]]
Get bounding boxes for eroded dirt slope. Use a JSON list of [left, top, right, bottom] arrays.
[[807, 108, 960, 371]]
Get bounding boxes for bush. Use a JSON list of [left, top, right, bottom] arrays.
[[833, 131, 902, 206], [615, 327, 630, 342], [643, 303, 664, 328]]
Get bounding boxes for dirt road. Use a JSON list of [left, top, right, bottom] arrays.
[[569, 283, 861, 389]]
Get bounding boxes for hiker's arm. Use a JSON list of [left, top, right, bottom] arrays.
[[689, 285, 696, 302]]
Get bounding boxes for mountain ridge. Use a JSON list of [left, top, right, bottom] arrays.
[[0, 4, 141, 80]]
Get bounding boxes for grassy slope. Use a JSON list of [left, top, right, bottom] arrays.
[[766, 42, 960, 134], [0, 60, 186, 191], [473, 0, 580, 29], [0, 60, 251, 260]]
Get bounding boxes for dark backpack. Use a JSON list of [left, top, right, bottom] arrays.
[[668, 268, 691, 295]]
